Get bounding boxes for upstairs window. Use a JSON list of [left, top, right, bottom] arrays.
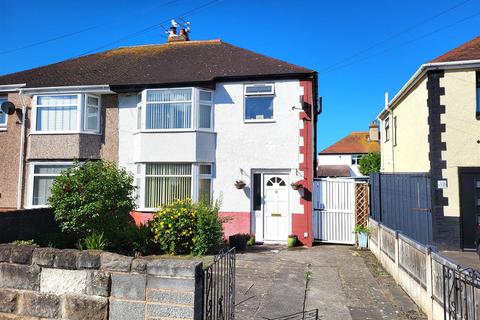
[[393, 116, 397, 146], [36, 95, 79, 132], [244, 84, 275, 121], [84, 95, 100, 132], [384, 118, 390, 142], [351, 155, 362, 165], [476, 72, 480, 119], [0, 96, 7, 128], [34, 94, 101, 133], [145, 89, 192, 130], [199, 91, 213, 129]]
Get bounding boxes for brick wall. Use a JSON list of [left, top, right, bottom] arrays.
[[0, 245, 203, 320]]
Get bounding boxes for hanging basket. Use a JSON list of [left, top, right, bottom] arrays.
[[234, 180, 246, 189], [290, 181, 303, 190]]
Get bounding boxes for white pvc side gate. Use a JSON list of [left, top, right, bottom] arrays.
[[313, 178, 357, 244]]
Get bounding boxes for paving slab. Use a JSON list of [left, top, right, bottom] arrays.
[[235, 245, 426, 320]]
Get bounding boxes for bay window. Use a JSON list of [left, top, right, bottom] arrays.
[[145, 89, 192, 129], [244, 83, 275, 121], [144, 163, 192, 208], [199, 91, 213, 129], [138, 163, 213, 210], [138, 88, 214, 131], [36, 95, 79, 132], [84, 95, 100, 132], [34, 94, 101, 133], [198, 164, 213, 202], [30, 163, 73, 207], [0, 96, 7, 128]]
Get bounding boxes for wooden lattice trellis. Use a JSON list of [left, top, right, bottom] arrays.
[[354, 183, 369, 244], [355, 183, 369, 227]]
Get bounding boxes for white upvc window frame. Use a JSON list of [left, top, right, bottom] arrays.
[[197, 163, 213, 202], [140, 87, 195, 132], [139, 162, 194, 211], [476, 71, 480, 119], [0, 96, 8, 130], [136, 162, 213, 211], [32, 93, 101, 134], [28, 161, 74, 208], [197, 90, 214, 131], [84, 94, 101, 132], [243, 83, 275, 123], [384, 117, 390, 142], [138, 87, 215, 133], [351, 154, 362, 166]]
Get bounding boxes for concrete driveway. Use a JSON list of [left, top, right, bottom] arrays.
[[235, 245, 426, 320]]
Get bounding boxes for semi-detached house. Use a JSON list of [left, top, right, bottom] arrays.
[[378, 36, 480, 249], [0, 39, 318, 246]]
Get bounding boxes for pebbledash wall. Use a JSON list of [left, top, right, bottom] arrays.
[[0, 245, 202, 320], [118, 79, 313, 245]]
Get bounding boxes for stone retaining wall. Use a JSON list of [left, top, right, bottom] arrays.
[[0, 245, 203, 320]]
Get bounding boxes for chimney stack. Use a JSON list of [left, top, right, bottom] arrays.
[[369, 120, 379, 142], [167, 19, 190, 42]]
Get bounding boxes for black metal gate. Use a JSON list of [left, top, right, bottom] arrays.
[[203, 247, 236, 320], [443, 265, 480, 319]]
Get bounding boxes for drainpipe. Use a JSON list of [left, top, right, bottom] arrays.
[[384, 92, 395, 173], [16, 90, 26, 209]]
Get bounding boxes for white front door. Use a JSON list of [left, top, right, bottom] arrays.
[[263, 174, 289, 241]]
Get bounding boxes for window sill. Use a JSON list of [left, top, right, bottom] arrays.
[[244, 119, 276, 124], [137, 129, 216, 134], [29, 131, 102, 136], [136, 208, 157, 213], [138, 129, 195, 133], [0, 127, 7, 132], [26, 205, 49, 209]]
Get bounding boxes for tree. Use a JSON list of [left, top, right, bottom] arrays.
[[358, 152, 381, 176], [48, 160, 137, 240]]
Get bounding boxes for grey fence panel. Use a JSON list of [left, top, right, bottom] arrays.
[[398, 234, 427, 287], [370, 173, 432, 245], [380, 225, 396, 262]]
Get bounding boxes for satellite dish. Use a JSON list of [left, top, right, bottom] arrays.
[[1, 101, 15, 115]]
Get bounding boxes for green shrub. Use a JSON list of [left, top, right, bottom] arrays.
[[11, 239, 36, 246], [150, 199, 224, 255], [358, 152, 381, 176], [151, 199, 196, 254], [48, 160, 137, 240], [353, 225, 370, 234], [111, 223, 155, 256], [246, 234, 255, 246], [83, 232, 107, 250], [192, 201, 223, 256]]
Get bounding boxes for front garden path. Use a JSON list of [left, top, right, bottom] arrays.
[[235, 244, 426, 320]]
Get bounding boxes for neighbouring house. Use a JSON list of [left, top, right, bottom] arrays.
[[378, 35, 480, 249], [317, 123, 379, 178], [0, 37, 318, 246]]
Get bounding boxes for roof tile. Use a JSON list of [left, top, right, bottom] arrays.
[[0, 40, 314, 89], [320, 132, 379, 154], [431, 36, 480, 63]]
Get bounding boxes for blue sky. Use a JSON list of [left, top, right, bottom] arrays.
[[1, 0, 479, 151]]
